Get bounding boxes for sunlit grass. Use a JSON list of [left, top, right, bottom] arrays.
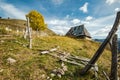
[[0, 34, 112, 80]]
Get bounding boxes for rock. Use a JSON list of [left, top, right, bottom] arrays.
[[61, 62, 68, 71], [41, 74, 46, 78], [15, 40, 19, 43], [51, 68, 65, 75], [0, 40, 4, 43], [7, 57, 16, 64], [52, 69, 57, 72], [50, 73, 55, 77], [57, 74, 61, 78], [23, 44, 26, 47], [41, 51, 49, 54], [47, 76, 50, 80], [0, 69, 4, 73], [10, 49, 13, 51], [57, 46, 60, 49], [61, 62, 65, 67], [49, 48, 57, 52], [47, 76, 52, 80], [17, 30, 19, 33], [50, 66, 67, 79], [62, 65, 68, 71], [57, 68, 65, 75]]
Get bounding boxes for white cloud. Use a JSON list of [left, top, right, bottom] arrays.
[[92, 26, 112, 37], [79, 2, 88, 13], [71, 19, 81, 25], [0, 0, 26, 19], [51, 0, 64, 5], [50, 25, 70, 34], [86, 14, 115, 27], [115, 8, 120, 12], [106, 0, 115, 5], [46, 18, 82, 35], [46, 13, 118, 39], [48, 19, 68, 25], [46, 19, 71, 35], [85, 16, 93, 21], [106, 0, 120, 5], [85, 14, 116, 39]]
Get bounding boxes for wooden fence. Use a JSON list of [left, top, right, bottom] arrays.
[[81, 11, 120, 80]]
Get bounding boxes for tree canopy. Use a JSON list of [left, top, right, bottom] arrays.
[[26, 10, 47, 30]]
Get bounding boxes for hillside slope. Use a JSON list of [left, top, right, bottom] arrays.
[[0, 33, 114, 80], [0, 19, 119, 80], [0, 18, 56, 36]]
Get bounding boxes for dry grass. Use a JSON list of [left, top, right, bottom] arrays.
[[0, 33, 113, 80]]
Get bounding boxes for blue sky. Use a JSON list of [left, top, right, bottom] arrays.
[[0, 0, 120, 39]]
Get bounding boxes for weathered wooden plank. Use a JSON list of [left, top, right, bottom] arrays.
[[110, 34, 118, 80], [81, 11, 120, 75], [29, 28, 32, 49], [102, 71, 110, 80], [26, 17, 32, 49]]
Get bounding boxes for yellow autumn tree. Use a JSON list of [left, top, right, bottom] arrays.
[[26, 10, 47, 30]]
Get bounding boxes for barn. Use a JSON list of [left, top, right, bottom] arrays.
[[66, 24, 91, 39]]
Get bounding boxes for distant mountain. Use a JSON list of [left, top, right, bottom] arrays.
[[94, 39, 105, 42], [94, 38, 120, 52]]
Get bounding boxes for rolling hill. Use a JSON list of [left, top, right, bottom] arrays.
[[0, 18, 119, 80], [0, 35, 112, 80], [0, 18, 56, 36]]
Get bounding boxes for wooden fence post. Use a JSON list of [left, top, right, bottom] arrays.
[[110, 34, 118, 80], [24, 25, 28, 39], [25, 17, 32, 49], [29, 28, 32, 49]]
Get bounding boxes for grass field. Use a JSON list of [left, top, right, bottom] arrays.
[[0, 33, 112, 80], [0, 19, 117, 79]]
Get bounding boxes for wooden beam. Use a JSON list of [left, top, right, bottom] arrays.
[[26, 17, 32, 49], [110, 34, 118, 80], [102, 71, 110, 80], [80, 11, 120, 75]]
